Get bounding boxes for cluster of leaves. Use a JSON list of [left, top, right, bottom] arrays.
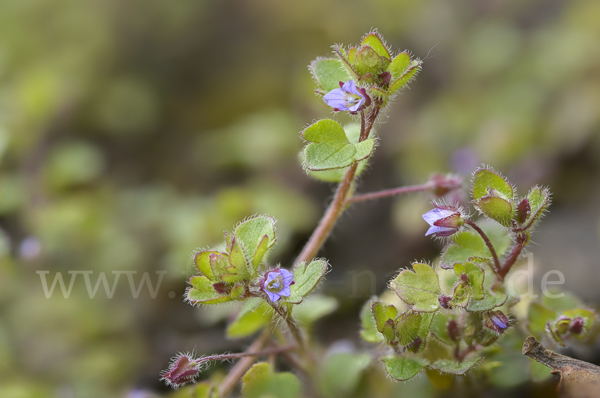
[[187, 215, 328, 307], [310, 31, 421, 107], [359, 166, 595, 382]]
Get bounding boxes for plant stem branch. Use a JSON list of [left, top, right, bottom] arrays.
[[345, 182, 433, 205], [202, 344, 297, 365], [498, 233, 527, 279], [294, 107, 379, 265], [464, 220, 502, 280], [219, 330, 270, 397]]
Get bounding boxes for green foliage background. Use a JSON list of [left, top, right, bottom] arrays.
[[0, 0, 599, 397]]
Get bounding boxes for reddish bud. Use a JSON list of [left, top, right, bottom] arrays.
[[447, 319, 460, 341], [428, 174, 462, 197], [438, 295, 452, 309], [569, 316, 585, 335], [516, 199, 531, 224], [161, 354, 200, 388]]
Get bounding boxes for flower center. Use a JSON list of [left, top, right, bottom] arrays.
[[345, 93, 362, 107], [266, 275, 284, 292]]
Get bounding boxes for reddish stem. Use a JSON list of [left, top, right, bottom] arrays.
[[345, 182, 433, 205], [464, 220, 502, 280]]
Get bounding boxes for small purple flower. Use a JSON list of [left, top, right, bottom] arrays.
[[323, 80, 370, 113], [261, 268, 294, 302], [484, 311, 510, 334], [161, 354, 200, 388], [422, 206, 464, 237]]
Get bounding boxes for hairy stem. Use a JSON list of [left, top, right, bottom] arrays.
[[219, 330, 271, 397], [204, 344, 297, 365], [345, 182, 433, 205], [498, 233, 527, 279], [295, 107, 379, 265], [464, 220, 502, 279], [269, 302, 306, 353]]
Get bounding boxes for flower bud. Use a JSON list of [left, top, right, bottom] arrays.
[[161, 354, 201, 388], [484, 311, 510, 334], [422, 205, 465, 237]]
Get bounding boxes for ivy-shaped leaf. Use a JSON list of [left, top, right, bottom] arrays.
[[390, 263, 442, 312], [441, 231, 488, 269], [465, 289, 508, 312], [382, 355, 428, 381], [396, 311, 434, 349], [472, 167, 514, 201], [430, 357, 482, 375], [302, 119, 375, 171], [309, 58, 352, 94], [307, 123, 370, 183], [287, 259, 329, 304]]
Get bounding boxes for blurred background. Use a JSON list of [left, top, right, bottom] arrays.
[[1, 0, 599, 397]]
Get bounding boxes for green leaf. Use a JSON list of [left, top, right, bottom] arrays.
[[292, 294, 338, 325], [472, 167, 514, 201], [242, 363, 301, 398], [192, 382, 219, 398], [304, 139, 375, 171], [187, 276, 232, 305], [371, 301, 398, 343], [223, 238, 250, 283], [306, 123, 371, 182], [234, 216, 276, 272], [388, 61, 420, 95], [396, 311, 434, 348], [430, 357, 482, 375], [302, 119, 348, 143], [454, 262, 485, 300], [474, 195, 514, 227], [382, 355, 428, 381], [526, 186, 550, 226], [360, 299, 383, 343], [441, 231, 488, 269], [287, 259, 329, 304], [209, 252, 229, 281], [194, 250, 222, 280], [527, 302, 556, 335], [302, 120, 376, 171], [388, 52, 411, 81], [317, 352, 371, 398], [309, 58, 352, 93], [450, 281, 471, 308], [354, 46, 386, 76], [466, 290, 508, 312], [227, 298, 272, 338], [430, 313, 454, 346], [390, 263, 442, 312], [361, 32, 391, 61]]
